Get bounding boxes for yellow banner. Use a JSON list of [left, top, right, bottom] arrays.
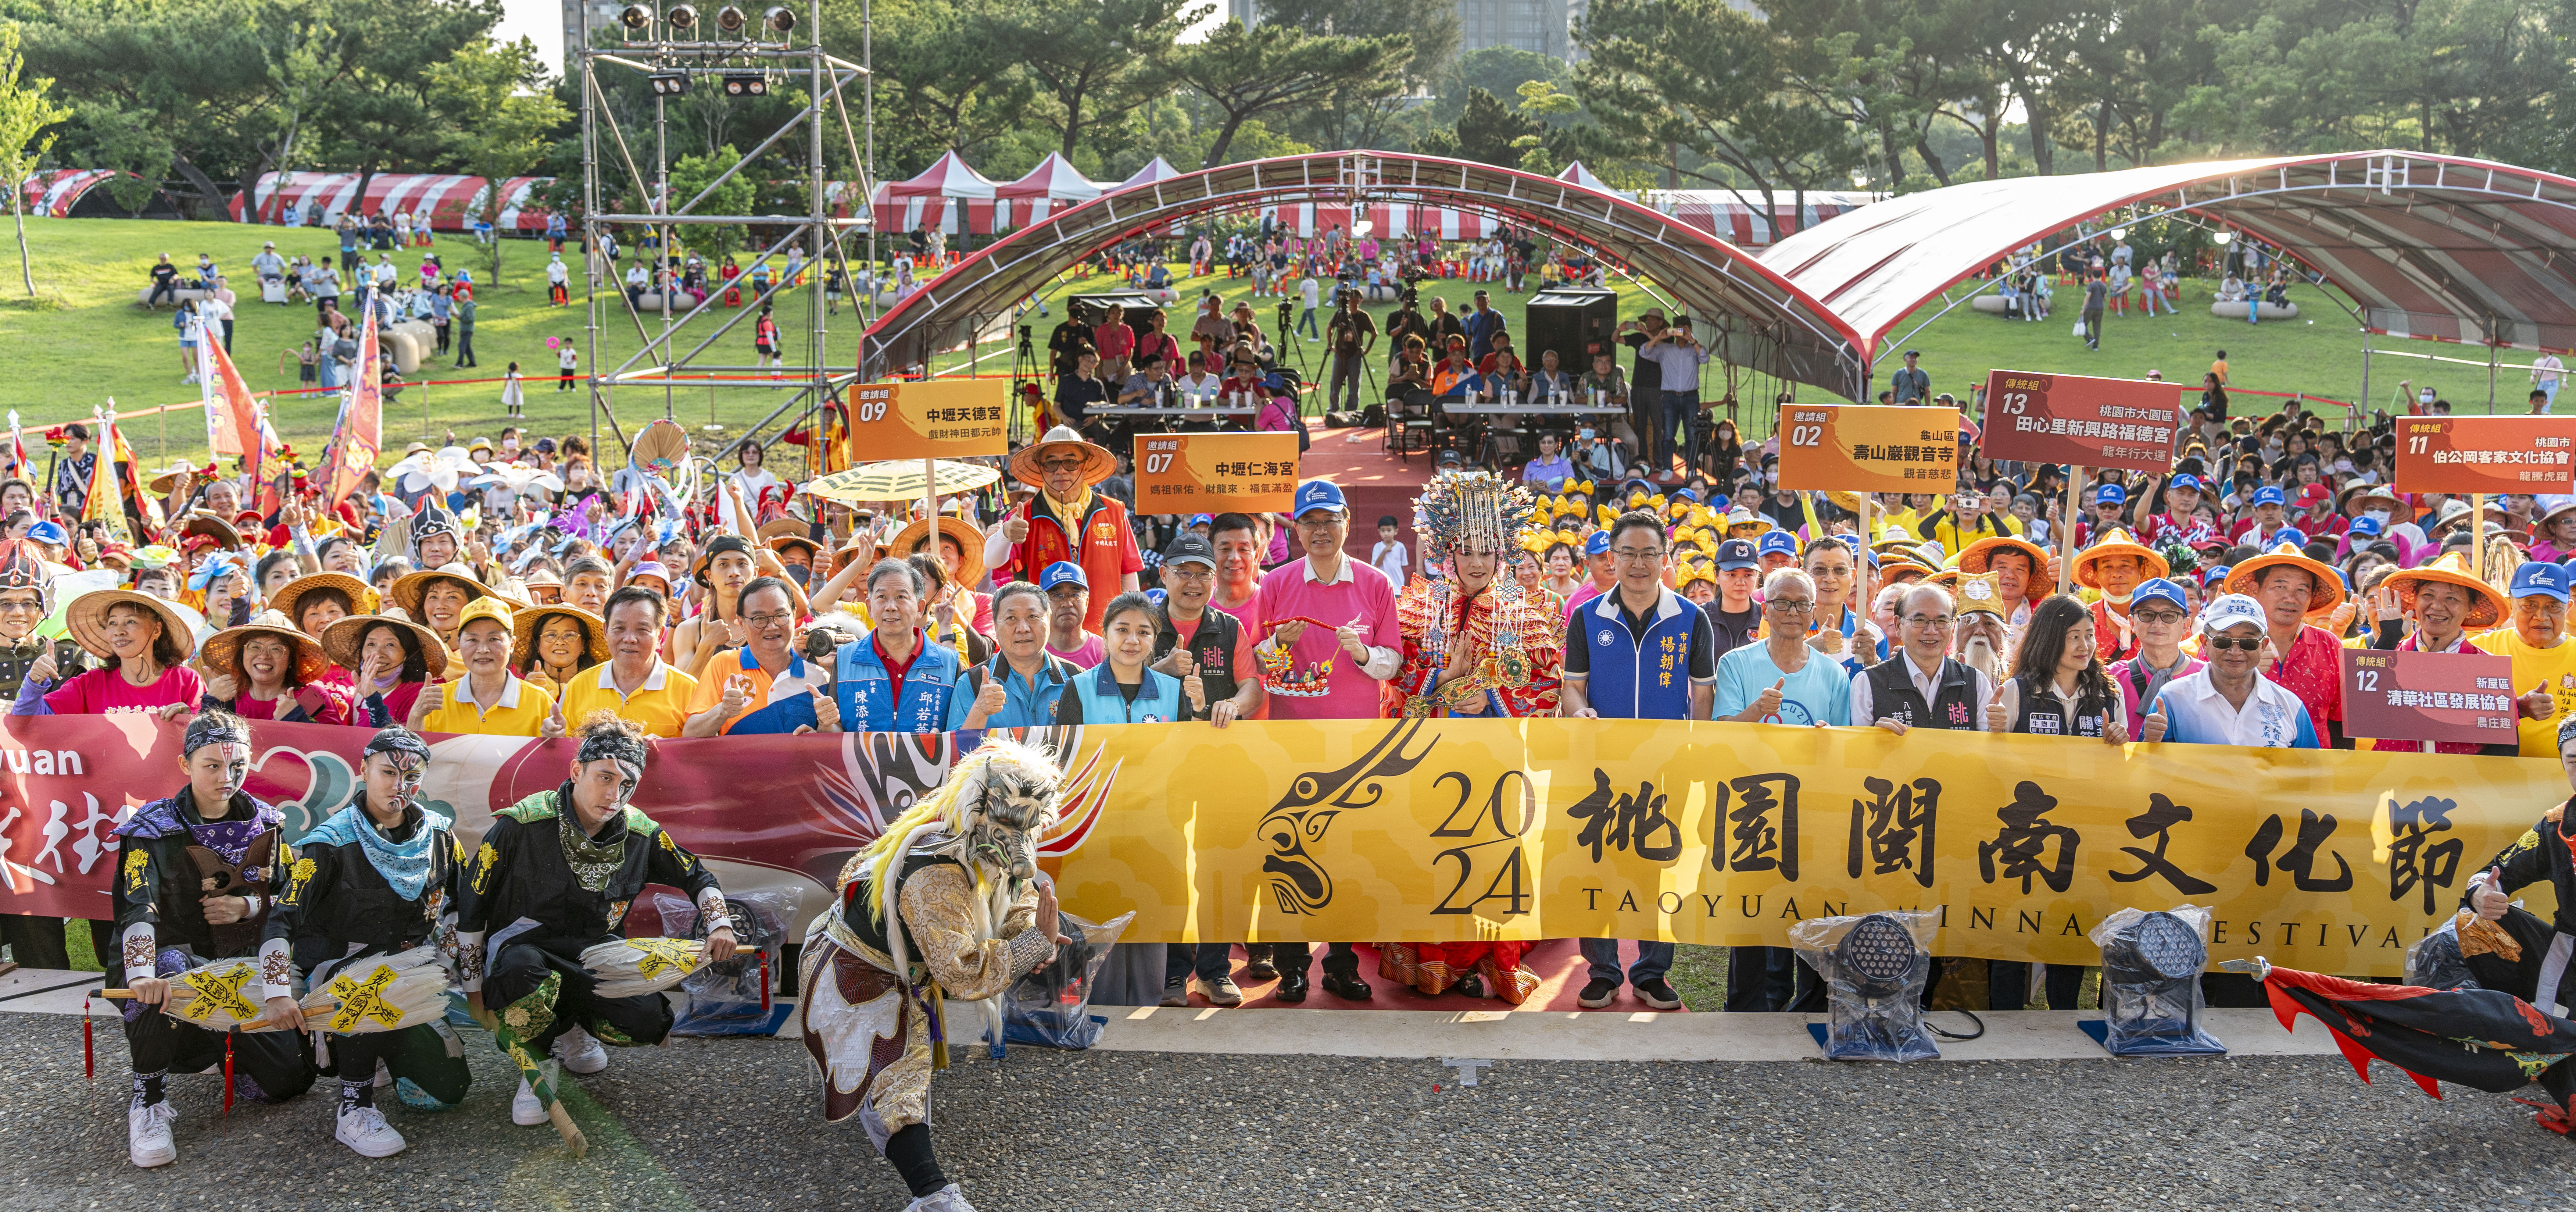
[[1048, 719, 2565, 977]]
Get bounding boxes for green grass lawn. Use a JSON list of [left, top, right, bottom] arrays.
[[0, 217, 2540, 475]]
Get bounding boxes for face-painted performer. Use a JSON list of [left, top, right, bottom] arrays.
[[799, 738, 1069, 1212], [114, 710, 315, 1168], [454, 711, 735, 1140], [259, 726, 468, 1158]]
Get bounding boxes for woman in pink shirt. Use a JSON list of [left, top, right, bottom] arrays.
[[11, 590, 201, 718], [1092, 303, 1137, 381]]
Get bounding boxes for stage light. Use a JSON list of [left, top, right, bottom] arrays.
[[666, 4, 698, 32], [2109, 227, 2127, 241], [715, 6, 748, 33], [722, 73, 769, 97], [619, 3, 652, 31], [649, 71, 690, 96], [2214, 231, 2233, 244], [764, 6, 798, 35]]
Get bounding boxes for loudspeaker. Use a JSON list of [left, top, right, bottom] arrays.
[[1523, 287, 1619, 375], [1065, 291, 1165, 334]]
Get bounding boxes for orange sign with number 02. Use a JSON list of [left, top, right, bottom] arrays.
[[1776, 404, 1964, 494]]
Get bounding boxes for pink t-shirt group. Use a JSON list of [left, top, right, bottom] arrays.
[[1254, 557, 1398, 722]]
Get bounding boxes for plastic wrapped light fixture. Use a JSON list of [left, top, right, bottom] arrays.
[[1790, 909, 1943, 1062], [2088, 906, 2225, 1056]]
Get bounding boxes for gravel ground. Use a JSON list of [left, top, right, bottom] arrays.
[[2, 1010, 2570, 1211]]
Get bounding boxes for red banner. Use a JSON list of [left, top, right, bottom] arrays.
[[2392, 415, 2576, 495], [323, 312, 383, 509], [1978, 369, 2182, 473], [2341, 648, 2520, 747], [199, 339, 256, 461]]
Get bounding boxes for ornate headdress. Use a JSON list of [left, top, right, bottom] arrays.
[[849, 738, 1066, 981], [0, 540, 49, 611], [1412, 471, 1538, 562]]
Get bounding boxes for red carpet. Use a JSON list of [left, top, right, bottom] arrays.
[[1299, 418, 1435, 569], [1160, 940, 1695, 1013]]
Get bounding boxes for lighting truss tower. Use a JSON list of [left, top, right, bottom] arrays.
[[573, 1, 873, 473]]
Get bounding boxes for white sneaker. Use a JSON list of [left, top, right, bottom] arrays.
[[905, 1185, 977, 1212], [128, 1101, 178, 1168], [553, 1025, 608, 1074], [511, 1079, 548, 1127], [334, 1105, 407, 1158]]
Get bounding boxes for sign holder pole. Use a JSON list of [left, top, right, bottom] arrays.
[[2060, 466, 2085, 575], [923, 455, 937, 528], [2472, 491, 2487, 579]]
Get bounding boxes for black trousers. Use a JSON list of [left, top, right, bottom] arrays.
[[1725, 945, 1825, 1012], [123, 1007, 312, 1102], [453, 331, 476, 367], [1271, 941, 1361, 980], [0, 915, 68, 969], [1989, 960, 2086, 1010], [330, 1023, 470, 1104], [487, 941, 673, 1051]]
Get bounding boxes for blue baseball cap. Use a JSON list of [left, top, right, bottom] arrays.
[[2168, 473, 2203, 492], [1670, 488, 1699, 503], [2270, 527, 2308, 549], [2200, 564, 2232, 587], [1716, 538, 1759, 571], [1707, 492, 1730, 509], [23, 520, 66, 545], [1293, 479, 1346, 518], [1756, 530, 1797, 558], [2251, 485, 2287, 508], [1583, 530, 1613, 556], [1187, 513, 1212, 527], [1040, 561, 1088, 591], [2131, 577, 2188, 612], [2093, 484, 2126, 506], [2511, 560, 2572, 602], [2347, 515, 2384, 538], [1145, 587, 1167, 606]]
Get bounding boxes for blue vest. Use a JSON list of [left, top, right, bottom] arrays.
[[1579, 588, 1700, 720], [834, 632, 963, 734], [1067, 664, 1187, 724]]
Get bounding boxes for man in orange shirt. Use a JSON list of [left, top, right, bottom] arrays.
[[982, 427, 1141, 634]]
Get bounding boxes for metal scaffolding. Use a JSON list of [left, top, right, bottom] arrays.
[[572, 1, 873, 474]]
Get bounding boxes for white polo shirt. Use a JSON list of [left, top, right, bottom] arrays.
[[2144, 667, 2320, 748]]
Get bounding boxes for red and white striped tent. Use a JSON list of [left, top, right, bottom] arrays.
[[873, 152, 998, 236], [228, 172, 555, 231], [18, 169, 179, 218], [1557, 161, 1616, 194], [1114, 156, 1183, 192], [1645, 189, 1879, 247], [996, 153, 1100, 228]]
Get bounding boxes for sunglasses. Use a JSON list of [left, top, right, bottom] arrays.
[[2203, 634, 2263, 652]]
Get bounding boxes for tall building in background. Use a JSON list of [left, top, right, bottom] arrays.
[[564, 0, 625, 66], [1457, 0, 1574, 60], [1229, 0, 1259, 25]]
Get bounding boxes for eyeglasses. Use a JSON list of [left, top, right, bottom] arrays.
[[1766, 599, 1815, 615], [1038, 458, 1083, 472], [743, 610, 793, 629], [2203, 634, 2263, 652], [2132, 610, 2187, 625], [1902, 614, 1953, 628]]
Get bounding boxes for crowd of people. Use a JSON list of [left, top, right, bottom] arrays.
[[34, 246, 2576, 1191]]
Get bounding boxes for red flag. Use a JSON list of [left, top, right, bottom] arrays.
[[323, 311, 383, 510], [199, 340, 265, 485]]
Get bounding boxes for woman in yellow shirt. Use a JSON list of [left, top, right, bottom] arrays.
[[409, 598, 557, 736]]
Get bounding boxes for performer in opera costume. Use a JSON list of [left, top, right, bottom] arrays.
[[1376, 470, 1559, 1003], [2226, 713, 2576, 1138], [799, 737, 1069, 1212], [114, 710, 316, 1169], [456, 712, 737, 1131], [259, 726, 471, 1158]]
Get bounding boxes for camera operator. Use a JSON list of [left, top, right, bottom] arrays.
[[1385, 290, 1430, 373], [1325, 288, 1377, 413]]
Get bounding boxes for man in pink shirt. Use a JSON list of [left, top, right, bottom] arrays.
[[1252, 479, 1400, 1002]]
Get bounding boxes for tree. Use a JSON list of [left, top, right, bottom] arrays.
[[427, 38, 570, 284], [1000, 0, 1206, 158], [1452, 87, 1541, 165], [0, 27, 70, 296], [1260, 0, 1457, 152], [1578, 0, 1867, 231], [311, 0, 501, 205], [830, 0, 1032, 173], [668, 144, 761, 260], [1162, 19, 1412, 168]]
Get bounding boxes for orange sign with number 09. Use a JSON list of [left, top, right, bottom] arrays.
[[1776, 404, 1963, 493], [848, 378, 1009, 460]]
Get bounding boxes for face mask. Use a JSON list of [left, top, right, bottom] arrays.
[[2363, 509, 2391, 526], [2420, 390, 2436, 404]]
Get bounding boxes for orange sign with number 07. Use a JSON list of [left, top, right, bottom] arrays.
[[1131, 432, 1301, 514], [1775, 404, 1963, 494]]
